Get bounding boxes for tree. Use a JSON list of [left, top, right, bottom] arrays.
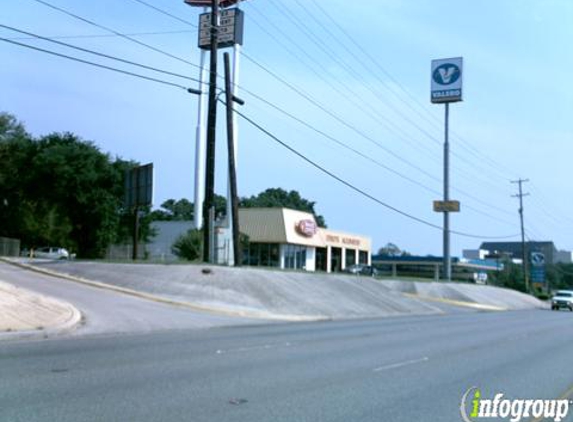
[[172, 229, 202, 261], [377, 242, 409, 256], [240, 188, 326, 227], [0, 112, 147, 258], [150, 195, 227, 222], [151, 199, 194, 221]]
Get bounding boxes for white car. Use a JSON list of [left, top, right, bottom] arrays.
[[33, 247, 70, 260], [550, 290, 573, 311]]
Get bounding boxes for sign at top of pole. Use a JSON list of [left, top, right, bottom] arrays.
[[431, 57, 463, 103], [184, 0, 241, 8]]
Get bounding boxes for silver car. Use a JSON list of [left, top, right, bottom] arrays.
[[33, 247, 70, 260]]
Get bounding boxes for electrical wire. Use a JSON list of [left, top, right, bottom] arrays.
[[5, 29, 196, 41], [0, 24, 204, 87], [0, 37, 190, 91], [23, 0, 521, 229], [31, 0, 204, 72], [232, 104, 519, 240]]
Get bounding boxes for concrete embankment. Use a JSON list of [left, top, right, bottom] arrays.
[[0, 279, 82, 336], [11, 260, 546, 320]]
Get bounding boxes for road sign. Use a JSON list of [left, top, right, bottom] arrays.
[[433, 200, 460, 213], [431, 57, 463, 103], [198, 9, 244, 50]]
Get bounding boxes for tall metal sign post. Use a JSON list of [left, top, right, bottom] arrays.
[[431, 57, 463, 281], [184, 0, 244, 264]]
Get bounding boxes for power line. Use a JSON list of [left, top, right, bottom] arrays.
[[234, 106, 518, 241], [306, 0, 520, 182], [5, 29, 196, 41], [113, 0, 517, 223], [31, 0, 204, 72], [130, 0, 198, 28], [0, 37, 190, 91], [25, 0, 518, 228], [0, 24, 204, 86]]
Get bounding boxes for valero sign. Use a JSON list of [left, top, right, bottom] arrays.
[[431, 57, 463, 103], [296, 220, 318, 237]]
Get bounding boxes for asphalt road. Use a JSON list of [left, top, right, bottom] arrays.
[[2, 309, 573, 422]]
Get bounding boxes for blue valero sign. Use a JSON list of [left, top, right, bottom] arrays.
[[431, 57, 463, 103]]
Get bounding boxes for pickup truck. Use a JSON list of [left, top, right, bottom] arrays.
[[551, 290, 573, 311]]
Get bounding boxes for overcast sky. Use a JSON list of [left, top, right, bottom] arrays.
[[1, 0, 572, 256]]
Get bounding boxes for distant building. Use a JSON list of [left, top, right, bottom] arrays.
[[217, 207, 371, 272], [462, 249, 489, 260], [147, 221, 195, 261], [478, 241, 571, 265]]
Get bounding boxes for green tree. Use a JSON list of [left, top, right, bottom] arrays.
[[172, 229, 202, 261], [150, 195, 227, 221], [377, 242, 408, 256], [240, 188, 326, 227], [0, 112, 147, 258]]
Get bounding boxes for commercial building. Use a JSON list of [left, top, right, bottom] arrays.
[[477, 241, 572, 265], [235, 208, 371, 272]]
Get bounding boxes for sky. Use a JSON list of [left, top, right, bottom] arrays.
[[1, 0, 572, 257]]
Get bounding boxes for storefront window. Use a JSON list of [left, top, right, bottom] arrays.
[[346, 248, 356, 268], [244, 243, 281, 268], [359, 250, 368, 265], [284, 244, 307, 270]]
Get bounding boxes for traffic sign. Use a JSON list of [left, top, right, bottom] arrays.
[[431, 57, 463, 103], [433, 200, 460, 213], [198, 9, 244, 50]]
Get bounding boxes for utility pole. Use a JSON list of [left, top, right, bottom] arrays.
[[202, 0, 219, 263], [511, 178, 530, 292]]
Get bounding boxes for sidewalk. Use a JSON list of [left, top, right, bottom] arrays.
[[0, 280, 82, 336]]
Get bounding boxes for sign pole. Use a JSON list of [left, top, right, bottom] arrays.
[[193, 15, 208, 230], [431, 57, 463, 282], [443, 102, 451, 281]]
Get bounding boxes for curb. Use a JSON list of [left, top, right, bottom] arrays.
[[402, 292, 508, 311], [0, 279, 83, 340], [0, 258, 328, 323]]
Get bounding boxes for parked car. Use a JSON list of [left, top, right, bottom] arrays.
[[33, 247, 71, 260], [343, 264, 379, 277], [550, 290, 573, 311]]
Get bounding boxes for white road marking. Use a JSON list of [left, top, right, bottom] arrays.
[[373, 356, 429, 372], [215, 342, 293, 355]]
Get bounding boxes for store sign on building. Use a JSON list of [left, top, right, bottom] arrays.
[[325, 234, 361, 247], [296, 220, 317, 237]]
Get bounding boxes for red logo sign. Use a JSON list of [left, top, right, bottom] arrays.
[[296, 220, 317, 237], [184, 0, 240, 8]]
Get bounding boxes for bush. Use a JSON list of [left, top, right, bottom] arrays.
[[172, 229, 202, 261]]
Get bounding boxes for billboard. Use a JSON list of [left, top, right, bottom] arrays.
[[125, 163, 153, 208], [431, 57, 463, 103]]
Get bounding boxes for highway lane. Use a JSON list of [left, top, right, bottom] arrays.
[[2, 310, 573, 422]]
